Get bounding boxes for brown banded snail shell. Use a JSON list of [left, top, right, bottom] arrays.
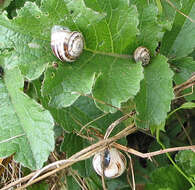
[[134, 46, 150, 66], [51, 25, 84, 62], [92, 148, 126, 178]]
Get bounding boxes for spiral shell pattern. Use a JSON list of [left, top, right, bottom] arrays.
[[134, 46, 150, 66], [93, 148, 126, 178], [51, 25, 84, 62]]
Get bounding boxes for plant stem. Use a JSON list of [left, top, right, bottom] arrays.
[[156, 130, 194, 187]]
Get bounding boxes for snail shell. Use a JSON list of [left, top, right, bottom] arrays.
[[51, 25, 84, 62], [92, 148, 126, 178], [134, 46, 150, 66]]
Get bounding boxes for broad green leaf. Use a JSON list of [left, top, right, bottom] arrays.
[[135, 54, 174, 129], [0, 0, 105, 80], [175, 150, 195, 177], [131, 0, 164, 55], [161, 1, 195, 59], [0, 0, 144, 113], [0, 10, 53, 80], [43, 55, 143, 113], [0, 67, 54, 169], [172, 57, 195, 101], [145, 166, 191, 190], [41, 0, 143, 113], [92, 59, 143, 112], [83, 0, 139, 53]]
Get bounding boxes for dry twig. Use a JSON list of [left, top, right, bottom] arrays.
[[165, 0, 195, 23], [174, 74, 195, 98], [1, 115, 195, 190], [1, 125, 136, 190]]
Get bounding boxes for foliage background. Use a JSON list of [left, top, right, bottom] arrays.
[[0, 0, 195, 189]]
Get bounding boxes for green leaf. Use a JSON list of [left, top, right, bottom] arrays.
[[167, 102, 195, 119], [66, 175, 81, 190], [84, 0, 139, 53], [41, 0, 143, 113], [0, 67, 54, 169], [27, 182, 49, 190], [135, 54, 174, 129], [0, 0, 143, 112], [32, 78, 127, 146], [160, 0, 182, 23], [6, 0, 41, 18], [145, 166, 191, 190], [161, 1, 195, 59], [0, 0, 13, 9], [61, 133, 92, 177], [131, 0, 164, 55], [0, 11, 53, 80], [43, 55, 143, 113], [107, 175, 130, 190], [172, 57, 195, 101], [85, 173, 102, 190], [45, 96, 126, 145], [175, 150, 195, 177], [0, 0, 105, 80]]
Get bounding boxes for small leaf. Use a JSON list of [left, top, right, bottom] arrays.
[[175, 150, 195, 177], [145, 166, 191, 190], [135, 54, 174, 129], [161, 1, 195, 59], [167, 102, 195, 119], [0, 67, 54, 169]]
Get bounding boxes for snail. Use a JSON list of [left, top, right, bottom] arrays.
[[133, 46, 150, 66], [92, 148, 126, 178], [51, 25, 84, 62]]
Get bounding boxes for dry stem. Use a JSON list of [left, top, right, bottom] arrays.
[[1, 118, 195, 190], [165, 0, 195, 23], [174, 74, 195, 97], [1, 125, 136, 190]]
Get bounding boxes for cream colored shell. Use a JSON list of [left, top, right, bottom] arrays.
[[92, 148, 126, 178], [51, 25, 84, 62], [134, 46, 150, 66]]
